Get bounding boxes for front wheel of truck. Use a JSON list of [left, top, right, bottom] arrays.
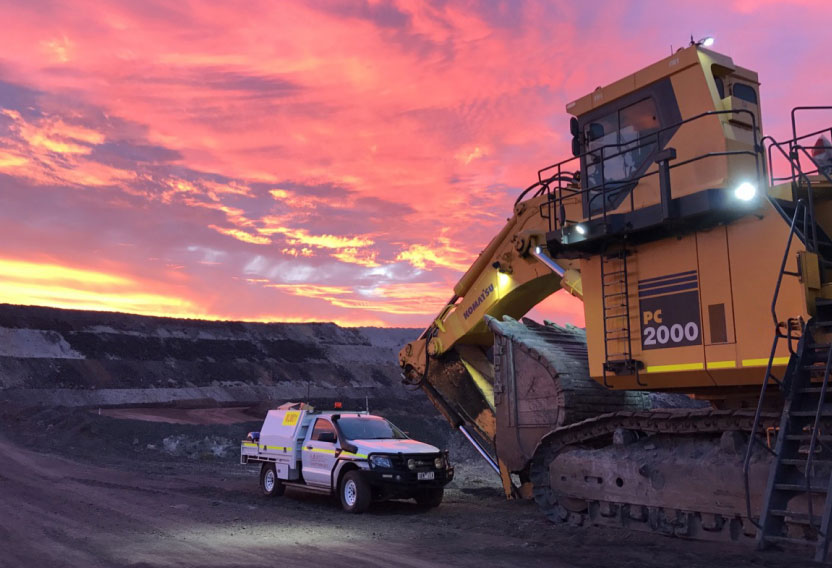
[[340, 470, 371, 513], [260, 463, 285, 497], [415, 488, 443, 509]]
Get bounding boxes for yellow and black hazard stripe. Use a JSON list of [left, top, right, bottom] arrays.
[[646, 356, 791, 373]]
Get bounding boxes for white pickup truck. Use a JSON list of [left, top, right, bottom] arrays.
[[241, 402, 454, 512]]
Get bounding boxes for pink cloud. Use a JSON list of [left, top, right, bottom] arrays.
[[0, 0, 829, 329]]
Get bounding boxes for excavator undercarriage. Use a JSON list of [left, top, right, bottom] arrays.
[[489, 317, 781, 545]]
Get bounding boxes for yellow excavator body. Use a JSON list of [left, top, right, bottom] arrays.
[[399, 42, 832, 559]]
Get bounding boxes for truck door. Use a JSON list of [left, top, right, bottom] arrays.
[[301, 418, 339, 488]]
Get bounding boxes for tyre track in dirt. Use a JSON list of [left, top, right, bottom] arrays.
[[0, 432, 808, 568]]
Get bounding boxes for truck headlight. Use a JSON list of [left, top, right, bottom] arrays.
[[407, 458, 416, 470], [434, 457, 444, 469], [369, 455, 393, 469]]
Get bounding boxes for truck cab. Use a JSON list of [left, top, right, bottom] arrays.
[[241, 402, 454, 512]]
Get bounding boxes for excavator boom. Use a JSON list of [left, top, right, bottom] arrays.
[[400, 192, 580, 457]]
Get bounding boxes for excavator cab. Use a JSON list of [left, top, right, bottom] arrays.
[[531, 45, 807, 394], [548, 45, 764, 257]]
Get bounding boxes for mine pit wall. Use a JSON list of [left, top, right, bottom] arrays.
[[0, 304, 424, 409], [0, 305, 500, 474]]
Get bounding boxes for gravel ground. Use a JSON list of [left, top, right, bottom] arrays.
[[0, 403, 812, 568]]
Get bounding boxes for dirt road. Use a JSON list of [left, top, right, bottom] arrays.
[[0, 429, 807, 568]]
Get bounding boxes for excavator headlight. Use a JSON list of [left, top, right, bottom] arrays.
[[575, 223, 587, 235], [734, 182, 757, 201]]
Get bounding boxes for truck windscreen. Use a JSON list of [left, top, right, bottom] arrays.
[[338, 417, 408, 440]]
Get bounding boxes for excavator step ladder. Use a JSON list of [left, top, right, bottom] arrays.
[[756, 315, 832, 563], [600, 249, 642, 385]]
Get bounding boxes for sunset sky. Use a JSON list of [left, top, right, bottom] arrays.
[[1, 0, 830, 327]]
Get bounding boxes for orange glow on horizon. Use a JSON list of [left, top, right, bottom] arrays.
[[1, 1, 826, 328], [0, 257, 388, 326], [0, 258, 198, 318]]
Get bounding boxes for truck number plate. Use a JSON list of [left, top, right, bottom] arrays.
[[418, 471, 435, 480]]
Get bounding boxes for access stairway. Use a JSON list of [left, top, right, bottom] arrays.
[[756, 313, 832, 562], [747, 109, 832, 563]]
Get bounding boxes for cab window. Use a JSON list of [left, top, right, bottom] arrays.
[[311, 419, 337, 443], [713, 75, 725, 99], [732, 83, 757, 105], [584, 97, 659, 213]]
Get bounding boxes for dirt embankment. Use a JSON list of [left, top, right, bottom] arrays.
[[0, 303, 421, 408]]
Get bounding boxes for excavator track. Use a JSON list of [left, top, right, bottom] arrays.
[[529, 408, 782, 544]]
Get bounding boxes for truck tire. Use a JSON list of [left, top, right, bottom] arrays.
[[260, 463, 285, 497], [415, 488, 443, 509], [340, 470, 371, 513]]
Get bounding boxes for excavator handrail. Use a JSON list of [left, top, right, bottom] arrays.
[[743, 130, 821, 527], [584, 148, 763, 218], [742, 197, 808, 528], [535, 108, 762, 232], [791, 106, 832, 142], [767, 128, 832, 185], [794, 145, 832, 188], [764, 134, 821, 251], [514, 173, 577, 206], [536, 108, 760, 187], [786, 107, 832, 193]]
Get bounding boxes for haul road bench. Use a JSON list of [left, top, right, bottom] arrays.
[[241, 402, 454, 512]]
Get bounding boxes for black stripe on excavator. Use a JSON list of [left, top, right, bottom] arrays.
[[638, 270, 698, 299], [637, 270, 697, 286], [639, 281, 698, 299]]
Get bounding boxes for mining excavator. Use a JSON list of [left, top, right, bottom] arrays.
[[399, 42, 832, 562]]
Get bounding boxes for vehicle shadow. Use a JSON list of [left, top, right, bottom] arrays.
[[280, 487, 436, 516]]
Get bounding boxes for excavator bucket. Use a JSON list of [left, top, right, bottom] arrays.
[[486, 316, 649, 474]]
